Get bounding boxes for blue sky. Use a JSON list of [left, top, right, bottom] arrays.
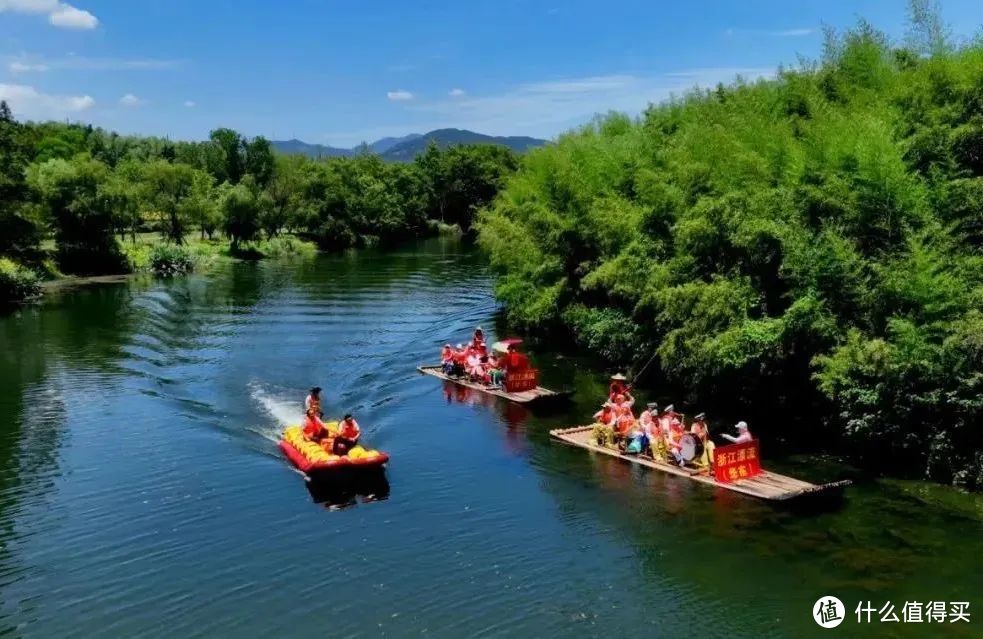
[[2, 0, 982, 146]]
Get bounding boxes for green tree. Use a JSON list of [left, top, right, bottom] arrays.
[[209, 128, 246, 184], [221, 183, 260, 250], [140, 160, 197, 244], [28, 156, 127, 274]]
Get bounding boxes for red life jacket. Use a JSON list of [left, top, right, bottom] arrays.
[[303, 415, 323, 439], [339, 419, 360, 440]]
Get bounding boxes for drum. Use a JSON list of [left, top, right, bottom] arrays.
[[680, 433, 704, 462]]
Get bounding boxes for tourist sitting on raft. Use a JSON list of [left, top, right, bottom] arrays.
[[333, 413, 361, 456], [592, 391, 636, 447], [302, 407, 330, 442], [589, 390, 744, 471], [436, 332, 533, 390]]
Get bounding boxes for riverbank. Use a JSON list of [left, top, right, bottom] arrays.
[[2, 233, 319, 308]]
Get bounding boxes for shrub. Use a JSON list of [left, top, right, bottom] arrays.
[[149, 244, 195, 276], [0, 257, 41, 304]]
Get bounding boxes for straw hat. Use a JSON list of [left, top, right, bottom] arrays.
[[610, 373, 627, 381]]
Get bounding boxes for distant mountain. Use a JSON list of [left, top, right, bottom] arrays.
[[270, 138, 352, 158], [271, 129, 547, 161], [368, 133, 423, 154], [380, 129, 547, 161]]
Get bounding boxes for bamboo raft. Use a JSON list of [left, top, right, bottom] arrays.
[[550, 426, 851, 502], [417, 365, 570, 404]]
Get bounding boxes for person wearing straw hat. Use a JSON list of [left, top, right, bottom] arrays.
[[721, 421, 753, 444], [608, 373, 629, 401]]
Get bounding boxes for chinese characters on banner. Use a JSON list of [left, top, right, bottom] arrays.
[[713, 439, 761, 483], [505, 369, 538, 393]]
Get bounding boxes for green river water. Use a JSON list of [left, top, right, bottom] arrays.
[[0, 238, 979, 638]]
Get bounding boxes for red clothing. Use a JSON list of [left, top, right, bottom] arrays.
[[441, 346, 453, 363], [609, 381, 628, 401], [506, 351, 528, 372], [339, 419, 360, 441], [303, 415, 324, 439]]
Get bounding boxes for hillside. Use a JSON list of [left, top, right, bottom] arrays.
[[272, 129, 547, 161], [270, 138, 352, 158], [381, 129, 546, 161]]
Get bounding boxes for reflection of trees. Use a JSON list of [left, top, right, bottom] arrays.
[[0, 283, 139, 633]]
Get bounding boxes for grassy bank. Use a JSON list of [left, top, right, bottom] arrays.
[[0, 233, 319, 305]]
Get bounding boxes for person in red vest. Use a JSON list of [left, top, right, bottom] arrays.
[[333, 413, 361, 455], [441, 344, 455, 374], [451, 343, 468, 376], [302, 408, 327, 441], [471, 327, 487, 355], [505, 344, 528, 373], [609, 373, 629, 401]]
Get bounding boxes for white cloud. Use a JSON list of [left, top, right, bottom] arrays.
[[448, 88, 466, 98], [183, 100, 195, 108], [9, 61, 48, 72], [406, 68, 775, 139], [0, 82, 94, 119], [48, 4, 97, 29], [0, 1, 98, 30], [119, 93, 142, 107], [2, 54, 183, 72], [387, 89, 414, 101]]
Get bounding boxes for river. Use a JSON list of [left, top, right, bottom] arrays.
[[0, 238, 979, 638]]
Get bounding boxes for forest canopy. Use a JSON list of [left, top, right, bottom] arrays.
[[478, 8, 983, 488]]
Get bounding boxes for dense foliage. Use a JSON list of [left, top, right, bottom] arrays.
[[0, 109, 517, 300], [479, 10, 983, 487]]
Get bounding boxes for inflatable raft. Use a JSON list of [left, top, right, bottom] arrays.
[[279, 425, 389, 474]]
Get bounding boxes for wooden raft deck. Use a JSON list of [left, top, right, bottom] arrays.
[[550, 426, 850, 502], [417, 365, 569, 404]]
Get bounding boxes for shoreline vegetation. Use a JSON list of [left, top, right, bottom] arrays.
[[478, 7, 983, 489], [0, 104, 517, 306]]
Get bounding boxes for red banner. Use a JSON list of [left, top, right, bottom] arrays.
[[505, 369, 538, 393], [714, 440, 762, 483]]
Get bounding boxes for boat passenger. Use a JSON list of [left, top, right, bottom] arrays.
[[451, 343, 468, 376], [657, 404, 676, 436], [666, 420, 686, 466], [471, 327, 487, 355], [690, 412, 715, 469], [485, 353, 504, 386], [505, 344, 529, 373], [305, 386, 323, 418], [613, 392, 635, 415], [466, 350, 484, 381], [333, 413, 361, 455], [593, 401, 616, 426], [609, 373, 629, 401], [302, 407, 327, 441], [441, 344, 455, 374], [721, 421, 753, 444]]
